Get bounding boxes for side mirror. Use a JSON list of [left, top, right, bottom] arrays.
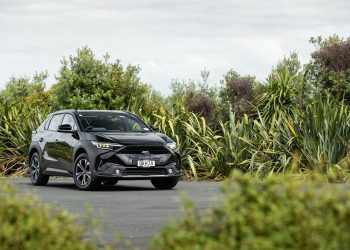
[[149, 125, 159, 132], [58, 124, 73, 133]]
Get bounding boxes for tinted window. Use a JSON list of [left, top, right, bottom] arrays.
[[62, 114, 76, 129], [78, 112, 150, 132], [48, 114, 64, 131]]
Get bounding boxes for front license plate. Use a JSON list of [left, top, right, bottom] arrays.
[[137, 160, 155, 167]]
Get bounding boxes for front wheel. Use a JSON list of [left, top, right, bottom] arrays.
[[74, 154, 100, 191], [151, 177, 179, 190], [30, 152, 49, 186]]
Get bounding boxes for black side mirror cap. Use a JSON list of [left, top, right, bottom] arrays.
[[149, 125, 159, 132], [58, 124, 73, 133]]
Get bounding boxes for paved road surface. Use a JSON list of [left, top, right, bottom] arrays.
[[6, 178, 222, 249]]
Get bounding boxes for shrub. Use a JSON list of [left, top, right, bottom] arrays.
[[295, 96, 350, 179], [188, 94, 215, 121], [151, 174, 350, 250], [226, 74, 256, 117], [50, 47, 152, 111], [220, 70, 261, 119], [0, 104, 47, 176], [0, 182, 96, 250], [256, 67, 302, 122], [308, 35, 350, 102]]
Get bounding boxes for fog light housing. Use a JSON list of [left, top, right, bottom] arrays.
[[116, 169, 120, 175], [168, 169, 173, 174]]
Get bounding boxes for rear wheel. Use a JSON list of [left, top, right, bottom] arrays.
[[30, 152, 49, 186], [74, 154, 100, 191], [102, 179, 118, 186], [151, 177, 179, 190]]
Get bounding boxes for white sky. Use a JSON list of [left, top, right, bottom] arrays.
[[0, 0, 349, 95]]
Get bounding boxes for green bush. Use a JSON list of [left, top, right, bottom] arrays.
[[0, 182, 96, 250], [151, 174, 350, 250], [0, 104, 47, 176]]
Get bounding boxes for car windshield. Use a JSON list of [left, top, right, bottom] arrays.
[[78, 112, 151, 133]]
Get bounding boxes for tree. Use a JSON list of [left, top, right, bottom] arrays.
[[220, 70, 260, 118], [0, 72, 50, 109], [50, 47, 155, 111], [168, 70, 219, 121], [307, 35, 350, 102]]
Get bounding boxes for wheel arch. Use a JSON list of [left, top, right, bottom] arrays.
[[74, 147, 87, 161], [29, 144, 41, 162]]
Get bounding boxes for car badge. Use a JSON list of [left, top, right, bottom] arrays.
[[141, 151, 150, 155]]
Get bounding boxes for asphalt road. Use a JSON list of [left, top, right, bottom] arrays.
[[6, 178, 222, 249]]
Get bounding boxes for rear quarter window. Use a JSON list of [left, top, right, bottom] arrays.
[[47, 114, 64, 131], [44, 116, 52, 130], [35, 116, 51, 131]]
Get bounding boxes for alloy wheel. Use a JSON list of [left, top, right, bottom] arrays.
[[75, 158, 92, 187], [30, 155, 40, 182]]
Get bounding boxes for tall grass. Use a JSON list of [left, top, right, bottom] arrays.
[[0, 104, 47, 176], [295, 97, 350, 181]]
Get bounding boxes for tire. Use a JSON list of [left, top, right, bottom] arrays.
[[102, 179, 118, 186], [74, 153, 100, 191], [151, 177, 179, 190], [30, 152, 49, 186]]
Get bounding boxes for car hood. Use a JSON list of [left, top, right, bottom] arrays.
[[86, 132, 167, 146]]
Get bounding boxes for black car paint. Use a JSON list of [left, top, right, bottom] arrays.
[[29, 110, 181, 181]]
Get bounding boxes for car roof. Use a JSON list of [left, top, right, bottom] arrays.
[[49, 109, 131, 116]]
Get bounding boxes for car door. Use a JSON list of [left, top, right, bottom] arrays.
[[43, 113, 64, 170], [56, 113, 80, 174]]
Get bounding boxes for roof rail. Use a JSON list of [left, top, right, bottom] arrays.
[[50, 109, 77, 115]]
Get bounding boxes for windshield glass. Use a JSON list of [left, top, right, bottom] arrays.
[[78, 112, 151, 132]]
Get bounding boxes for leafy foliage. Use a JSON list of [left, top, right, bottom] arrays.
[[0, 182, 96, 250], [308, 35, 350, 102], [152, 174, 350, 250], [50, 47, 159, 111], [2, 37, 350, 182], [0, 72, 50, 109], [0, 103, 47, 176], [168, 70, 220, 124], [220, 70, 259, 118], [295, 96, 350, 179], [256, 67, 302, 121]]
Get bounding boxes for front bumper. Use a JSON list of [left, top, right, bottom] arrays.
[[94, 145, 181, 179], [95, 162, 181, 179]]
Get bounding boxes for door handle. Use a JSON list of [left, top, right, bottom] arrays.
[[39, 138, 44, 142]]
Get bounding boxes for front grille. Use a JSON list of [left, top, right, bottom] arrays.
[[118, 146, 169, 154], [124, 168, 167, 176]]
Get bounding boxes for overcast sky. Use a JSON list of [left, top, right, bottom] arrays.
[[0, 0, 349, 95]]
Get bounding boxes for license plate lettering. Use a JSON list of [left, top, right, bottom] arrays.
[[137, 160, 155, 167]]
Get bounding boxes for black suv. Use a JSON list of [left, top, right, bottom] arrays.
[[28, 110, 181, 190]]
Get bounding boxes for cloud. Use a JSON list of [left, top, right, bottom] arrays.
[[0, 0, 349, 94]]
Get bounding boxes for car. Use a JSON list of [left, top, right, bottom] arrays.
[[28, 109, 181, 190]]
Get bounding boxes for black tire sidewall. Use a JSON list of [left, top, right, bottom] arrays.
[[30, 152, 49, 185], [151, 177, 179, 190]]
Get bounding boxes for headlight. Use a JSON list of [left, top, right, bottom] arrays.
[[166, 142, 177, 150], [91, 141, 123, 150]]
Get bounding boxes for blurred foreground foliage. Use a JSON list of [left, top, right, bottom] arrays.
[[0, 182, 97, 250], [152, 173, 350, 250]]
